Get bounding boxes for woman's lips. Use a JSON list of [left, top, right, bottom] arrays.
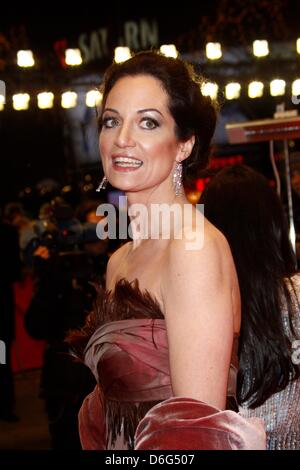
[[112, 156, 143, 172]]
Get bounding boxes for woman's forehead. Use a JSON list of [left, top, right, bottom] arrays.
[[106, 74, 169, 107]]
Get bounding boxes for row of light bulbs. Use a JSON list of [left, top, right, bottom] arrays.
[[15, 45, 178, 67], [1, 78, 300, 111], [15, 45, 179, 67], [0, 90, 102, 111], [14, 38, 300, 68]]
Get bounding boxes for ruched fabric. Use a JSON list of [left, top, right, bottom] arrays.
[[79, 318, 244, 449], [84, 319, 172, 403]]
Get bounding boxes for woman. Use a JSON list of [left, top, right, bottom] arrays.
[[200, 164, 300, 450], [67, 52, 265, 450]]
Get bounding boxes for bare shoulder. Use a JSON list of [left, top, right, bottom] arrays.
[[165, 216, 233, 282], [161, 215, 240, 332], [160, 217, 239, 407], [105, 241, 132, 289]]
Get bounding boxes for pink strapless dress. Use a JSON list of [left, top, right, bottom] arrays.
[[68, 279, 265, 450]]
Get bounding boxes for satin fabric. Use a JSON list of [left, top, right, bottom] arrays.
[[79, 318, 242, 449], [84, 319, 172, 403]]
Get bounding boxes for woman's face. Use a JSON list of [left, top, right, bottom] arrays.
[[99, 74, 187, 194]]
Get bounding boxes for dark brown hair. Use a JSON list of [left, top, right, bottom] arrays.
[[98, 51, 218, 184], [200, 164, 299, 408]]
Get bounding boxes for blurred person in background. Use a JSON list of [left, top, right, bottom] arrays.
[[24, 198, 98, 449], [76, 197, 124, 260], [3, 202, 35, 268], [200, 164, 300, 449], [3, 202, 31, 233], [75, 199, 110, 277], [0, 210, 21, 421]]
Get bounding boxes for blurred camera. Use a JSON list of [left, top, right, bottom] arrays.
[[21, 197, 99, 280]]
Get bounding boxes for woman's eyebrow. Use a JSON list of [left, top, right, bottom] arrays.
[[102, 107, 164, 117], [102, 108, 119, 114], [137, 108, 163, 117]]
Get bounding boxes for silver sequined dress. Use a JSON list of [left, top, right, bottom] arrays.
[[239, 273, 300, 450]]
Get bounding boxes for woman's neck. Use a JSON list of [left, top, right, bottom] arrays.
[[125, 186, 190, 249]]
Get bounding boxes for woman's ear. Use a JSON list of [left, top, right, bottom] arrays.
[[177, 135, 196, 163]]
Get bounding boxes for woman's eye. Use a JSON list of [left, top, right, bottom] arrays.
[[140, 118, 159, 130], [102, 116, 119, 128]]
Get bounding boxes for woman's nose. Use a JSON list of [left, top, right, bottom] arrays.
[[114, 122, 136, 148]]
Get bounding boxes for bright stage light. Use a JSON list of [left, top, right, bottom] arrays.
[[17, 50, 35, 67], [159, 45, 178, 58], [292, 79, 300, 97], [253, 40, 269, 57], [114, 47, 131, 63], [248, 81, 264, 98], [0, 80, 5, 111], [0, 95, 5, 111], [206, 42, 222, 60], [0, 88, 5, 111], [61, 91, 77, 109], [13, 93, 30, 110], [65, 49, 82, 66], [86, 90, 103, 107], [270, 79, 286, 97], [201, 82, 219, 99], [37, 92, 54, 109], [225, 82, 241, 100]]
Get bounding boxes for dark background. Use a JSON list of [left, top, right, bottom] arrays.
[[1, 0, 300, 207]]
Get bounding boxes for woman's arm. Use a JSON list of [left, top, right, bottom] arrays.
[[161, 228, 235, 409]]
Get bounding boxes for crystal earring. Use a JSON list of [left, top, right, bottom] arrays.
[[173, 162, 183, 196], [96, 176, 108, 192]]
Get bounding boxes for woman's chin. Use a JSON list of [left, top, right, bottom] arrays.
[[107, 179, 138, 193], [107, 173, 142, 192]]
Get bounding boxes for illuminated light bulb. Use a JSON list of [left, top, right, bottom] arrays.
[[206, 42, 222, 60], [37, 92, 54, 109], [248, 81, 264, 98], [225, 82, 241, 100], [86, 90, 103, 107], [61, 91, 77, 109], [270, 79, 286, 97], [253, 40, 269, 57], [114, 47, 131, 63], [292, 79, 300, 97], [65, 48, 82, 66], [159, 44, 178, 58], [0, 80, 5, 110], [17, 50, 35, 67], [0, 94, 5, 111], [201, 82, 219, 100], [297, 39, 300, 54], [12, 93, 30, 110]]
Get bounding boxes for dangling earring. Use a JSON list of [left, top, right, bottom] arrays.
[[173, 161, 183, 196], [96, 176, 108, 192]]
